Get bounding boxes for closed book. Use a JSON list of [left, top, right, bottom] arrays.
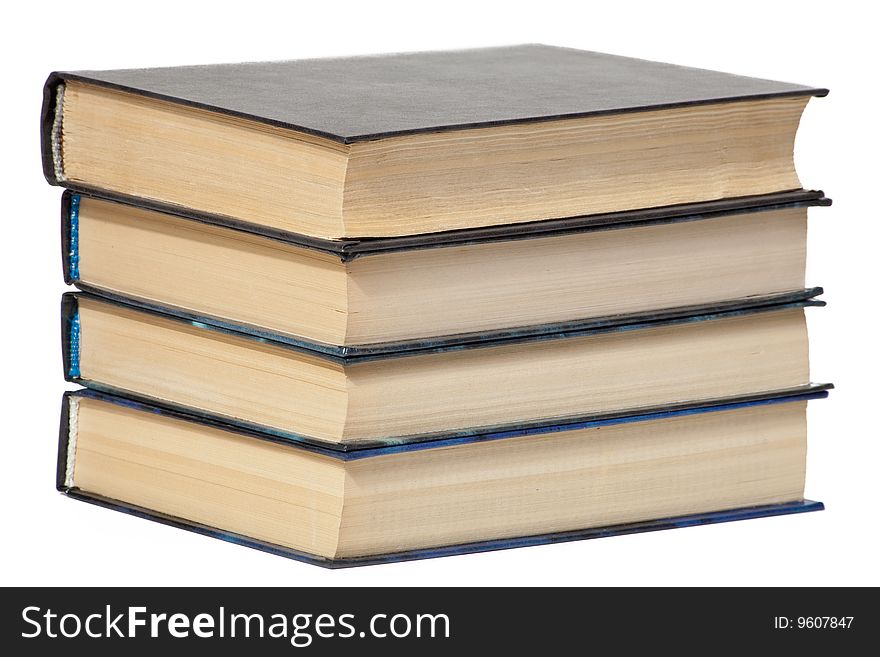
[[63, 291, 823, 448], [43, 45, 827, 239], [63, 189, 829, 347], [58, 388, 828, 566]]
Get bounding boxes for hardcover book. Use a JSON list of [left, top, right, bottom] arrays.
[[63, 291, 823, 448], [58, 388, 829, 566], [44, 44, 832, 567], [42, 45, 827, 239], [63, 189, 829, 347]]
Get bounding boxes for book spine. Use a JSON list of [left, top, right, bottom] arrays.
[[40, 73, 65, 186], [61, 293, 81, 382], [56, 392, 76, 491], [61, 190, 80, 285]]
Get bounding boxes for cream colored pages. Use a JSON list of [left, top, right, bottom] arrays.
[[76, 194, 807, 346], [68, 396, 807, 560], [74, 296, 810, 443], [59, 81, 806, 238]]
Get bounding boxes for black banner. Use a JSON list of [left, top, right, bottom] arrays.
[[1, 587, 872, 653]]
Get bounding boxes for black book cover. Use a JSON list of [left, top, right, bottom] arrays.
[[41, 44, 828, 185]]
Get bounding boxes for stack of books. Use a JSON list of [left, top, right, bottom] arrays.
[[43, 45, 831, 567]]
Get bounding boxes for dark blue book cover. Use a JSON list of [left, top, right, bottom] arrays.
[[58, 388, 829, 567]]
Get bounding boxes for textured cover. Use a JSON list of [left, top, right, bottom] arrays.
[[61, 188, 831, 261], [58, 390, 826, 567], [62, 288, 826, 363], [41, 44, 828, 183]]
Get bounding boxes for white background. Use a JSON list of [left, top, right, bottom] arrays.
[[1, 0, 876, 586]]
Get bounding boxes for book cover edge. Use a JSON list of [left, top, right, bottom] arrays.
[[45, 67, 828, 144], [68, 287, 826, 363], [58, 488, 825, 568], [56, 391, 73, 491], [60, 189, 80, 284], [61, 185, 831, 259], [61, 292, 81, 381], [40, 72, 63, 185], [65, 385, 833, 458]]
